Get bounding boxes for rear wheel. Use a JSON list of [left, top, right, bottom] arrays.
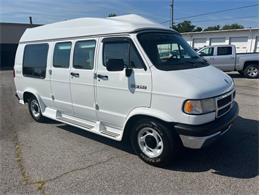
[[243, 64, 259, 78], [28, 96, 45, 122], [131, 118, 180, 167]]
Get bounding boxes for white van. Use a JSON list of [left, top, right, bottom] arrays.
[[14, 14, 238, 166]]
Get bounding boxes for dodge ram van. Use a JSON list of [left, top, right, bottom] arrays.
[[14, 14, 238, 166]]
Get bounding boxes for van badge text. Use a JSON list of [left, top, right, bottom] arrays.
[[131, 84, 147, 90]]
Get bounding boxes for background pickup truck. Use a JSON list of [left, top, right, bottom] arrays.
[[197, 45, 259, 78]]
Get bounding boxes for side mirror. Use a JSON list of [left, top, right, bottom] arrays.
[[198, 52, 204, 56], [125, 68, 133, 77], [106, 59, 124, 71]]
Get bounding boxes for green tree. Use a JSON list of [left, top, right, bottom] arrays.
[[173, 21, 196, 33], [204, 25, 220, 31], [108, 13, 117, 17], [193, 26, 203, 32], [222, 23, 244, 30]]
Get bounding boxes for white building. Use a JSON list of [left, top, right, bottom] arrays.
[[182, 28, 259, 53]]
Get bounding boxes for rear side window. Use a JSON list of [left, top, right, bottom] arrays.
[[217, 47, 232, 55], [53, 42, 72, 68], [73, 40, 96, 69], [23, 44, 49, 78], [103, 40, 144, 69]]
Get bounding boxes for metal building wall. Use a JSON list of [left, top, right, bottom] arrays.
[[0, 23, 40, 69]]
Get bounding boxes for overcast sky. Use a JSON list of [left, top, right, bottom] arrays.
[[0, 0, 259, 28]]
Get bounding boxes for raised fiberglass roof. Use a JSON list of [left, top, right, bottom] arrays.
[[20, 14, 171, 43]]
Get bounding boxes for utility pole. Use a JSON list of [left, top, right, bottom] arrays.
[[29, 16, 33, 25], [170, 0, 174, 29]]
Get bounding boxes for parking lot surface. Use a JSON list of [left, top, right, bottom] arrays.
[[0, 70, 258, 194]]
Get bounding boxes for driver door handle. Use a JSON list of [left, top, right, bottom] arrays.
[[97, 74, 108, 80], [70, 72, 79, 77]]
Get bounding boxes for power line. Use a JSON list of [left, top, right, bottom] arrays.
[[160, 4, 258, 24], [190, 15, 258, 23]]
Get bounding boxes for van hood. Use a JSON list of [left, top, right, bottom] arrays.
[[152, 65, 234, 99]]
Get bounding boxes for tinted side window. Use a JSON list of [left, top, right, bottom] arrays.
[[23, 44, 49, 78], [103, 41, 144, 69], [73, 40, 96, 69], [199, 47, 214, 56], [53, 42, 71, 68], [217, 47, 232, 56], [103, 42, 129, 67]]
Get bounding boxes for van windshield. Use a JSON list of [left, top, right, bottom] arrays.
[[137, 32, 208, 71]]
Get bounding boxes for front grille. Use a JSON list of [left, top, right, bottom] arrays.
[[218, 104, 231, 116], [216, 90, 234, 118], [217, 95, 232, 107]]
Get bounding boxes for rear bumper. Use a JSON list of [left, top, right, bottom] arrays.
[[175, 102, 239, 149], [15, 92, 24, 104]]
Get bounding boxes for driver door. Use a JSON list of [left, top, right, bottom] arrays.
[[198, 47, 215, 66], [95, 37, 152, 129]]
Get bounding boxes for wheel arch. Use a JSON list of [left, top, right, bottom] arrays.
[[122, 108, 177, 141], [244, 60, 259, 68], [23, 89, 46, 112]]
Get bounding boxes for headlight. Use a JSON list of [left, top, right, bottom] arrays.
[[183, 98, 216, 114]]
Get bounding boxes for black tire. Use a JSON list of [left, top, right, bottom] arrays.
[[28, 96, 46, 122], [243, 64, 259, 79], [238, 70, 244, 76], [131, 118, 180, 167]]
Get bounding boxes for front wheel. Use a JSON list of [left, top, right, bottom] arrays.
[[131, 118, 180, 167], [28, 96, 46, 122], [243, 64, 259, 78]]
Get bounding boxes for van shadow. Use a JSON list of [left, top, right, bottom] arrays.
[[169, 116, 259, 179], [57, 116, 258, 179], [57, 124, 134, 154]]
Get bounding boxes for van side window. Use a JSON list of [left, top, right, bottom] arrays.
[[73, 40, 96, 69], [23, 43, 49, 78], [53, 42, 72, 68], [103, 40, 144, 69], [217, 47, 232, 56]]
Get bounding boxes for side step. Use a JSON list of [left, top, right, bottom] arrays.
[[56, 112, 122, 141], [57, 114, 94, 130], [100, 129, 120, 138]]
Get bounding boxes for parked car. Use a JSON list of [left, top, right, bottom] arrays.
[[14, 14, 238, 166], [197, 45, 259, 78]]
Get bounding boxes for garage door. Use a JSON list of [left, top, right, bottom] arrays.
[[255, 36, 259, 52], [210, 37, 225, 46], [230, 37, 248, 53], [193, 38, 207, 49]]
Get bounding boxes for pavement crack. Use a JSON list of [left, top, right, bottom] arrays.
[[14, 131, 48, 195], [30, 154, 127, 185], [14, 127, 126, 195]]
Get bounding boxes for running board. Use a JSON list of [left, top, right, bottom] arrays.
[[100, 129, 120, 138], [57, 114, 94, 130], [56, 112, 122, 140]]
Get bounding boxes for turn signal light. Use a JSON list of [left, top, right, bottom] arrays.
[[184, 100, 193, 113]]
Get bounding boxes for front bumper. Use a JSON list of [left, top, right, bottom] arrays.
[[175, 102, 239, 149]]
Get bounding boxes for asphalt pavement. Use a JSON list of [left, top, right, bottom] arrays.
[[0, 70, 258, 195]]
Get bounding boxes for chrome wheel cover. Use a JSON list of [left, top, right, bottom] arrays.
[[247, 66, 258, 77], [137, 127, 164, 158], [30, 99, 40, 118]]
